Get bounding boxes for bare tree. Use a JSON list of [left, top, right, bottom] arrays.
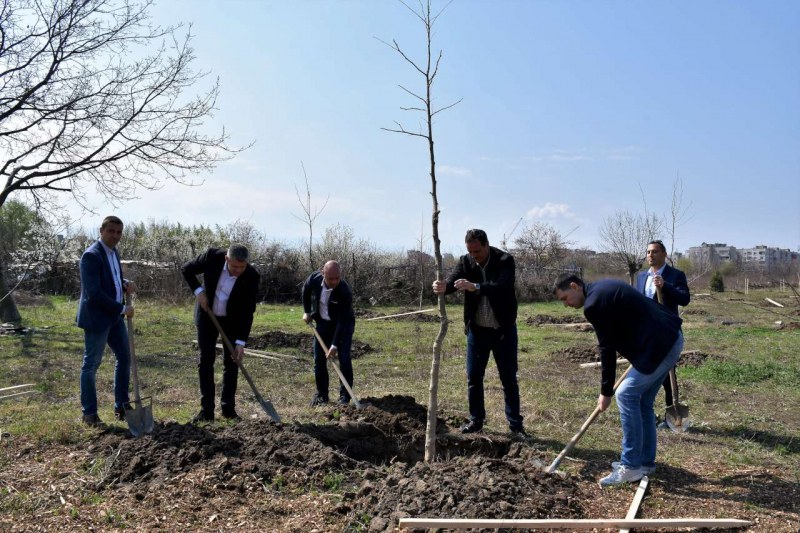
[[0, 0, 240, 322], [598, 210, 661, 285], [666, 173, 692, 261], [291, 162, 329, 272], [380, 0, 459, 462], [514, 221, 572, 273]]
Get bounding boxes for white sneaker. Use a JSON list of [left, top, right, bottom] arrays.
[[599, 465, 644, 487], [612, 461, 656, 475]]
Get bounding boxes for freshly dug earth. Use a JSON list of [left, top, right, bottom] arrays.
[[248, 330, 375, 358], [679, 350, 724, 367], [551, 345, 600, 364], [526, 314, 586, 326]]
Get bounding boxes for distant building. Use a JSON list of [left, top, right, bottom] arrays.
[[739, 245, 798, 270]]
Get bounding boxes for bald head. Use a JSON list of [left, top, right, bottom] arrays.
[[322, 260, 341, 289]]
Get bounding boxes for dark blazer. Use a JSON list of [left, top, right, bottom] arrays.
[[77, 241, 126, 332], [181, 248, 260, 344], [635, 263, 690, 315], [302, 271, 355, 347], [444, 246, 517, 330], [584, 280, 683, 396]]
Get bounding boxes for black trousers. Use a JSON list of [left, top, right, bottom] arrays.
[[196, 313, 239, 415]]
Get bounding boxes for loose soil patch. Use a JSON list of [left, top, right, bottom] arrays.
[[679, 350, 724, 367], [551, 345, 600, 364], [526, 314, 586, 326], [248, 330, 375, 358]]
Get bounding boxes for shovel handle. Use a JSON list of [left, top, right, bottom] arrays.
[[307, 322, 361, 408], [125, 294, 143, 404], [668, 367, 681, 415], [546, 364, 634, 473], [656, 286, 664, 305], [205, 310, 281, 422]]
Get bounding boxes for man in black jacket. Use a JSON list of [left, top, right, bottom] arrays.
[[182, 244, 260, 422], [302, 260, 356, 406], [432, 229, 525, 435]]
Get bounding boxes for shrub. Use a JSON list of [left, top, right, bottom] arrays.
[[710, 271, 724, 292]]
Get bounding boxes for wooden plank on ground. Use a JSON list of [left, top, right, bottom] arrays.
[[398, 518, 751, 529], [765, 298, 785, 308], [620, 475, 650, 533], [365, 308, 435, 321]]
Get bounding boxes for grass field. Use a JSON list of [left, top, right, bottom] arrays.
[[0, 288, 798, 530]]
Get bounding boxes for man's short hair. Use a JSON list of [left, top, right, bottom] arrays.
[[553, 273, 584, 292], [101, 216, 123, 229], [464, 228, 488, 246], [648, 240, 667, 253], [227, 243, 249, 262]]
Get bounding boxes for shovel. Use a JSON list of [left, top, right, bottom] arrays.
[[125, 294, 154, 437], [664, 368, 690, 432], [205, 310, 281, 422], [307, 322, 361, 408], [546, 365, 633, 473], [656, 286, 691, 433]]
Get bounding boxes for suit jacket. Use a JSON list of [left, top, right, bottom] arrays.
[[76, 240, 126, 332], [444, 246, 517, 331], [584, 280, 683, 396], [181, 248, 260, 344], [302, 271, 355, 348], [635, 264, 690, 315]]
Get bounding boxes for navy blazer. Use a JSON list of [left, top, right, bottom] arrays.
[[76, 241, 126, 332], [444, 246, 517, 331], [302, 271, 355, 347], [181, 248, 260, 344], [584, 280, 682, 396], [635, 264, 690, 315]]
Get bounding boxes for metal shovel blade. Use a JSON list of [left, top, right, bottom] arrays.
[[665, 403, 691, 433], [125, 396, 154, 437]]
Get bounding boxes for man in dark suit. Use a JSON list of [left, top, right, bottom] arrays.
[[636, 239, 690, 411], [77, 216, 136, 427], [554, 274, 683, 487], [432, 229, 525, 436], [302, 260, 355, 406], [182, 244, 260, 422]]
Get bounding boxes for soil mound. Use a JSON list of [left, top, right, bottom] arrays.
[[682, 308, 709, 316], [526, 314, 586, 326], [551, 345, 599, 364], [248, 330, 374, 358], [350, 446, 584, 532], [678, 351, 723, 367]]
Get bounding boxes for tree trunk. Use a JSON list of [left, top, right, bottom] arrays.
[[0, 257, 22, 324]]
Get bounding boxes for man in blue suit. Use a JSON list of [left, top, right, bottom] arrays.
[[636, 240, 690, 411], [554, 274, 683, 486], [76, 216, 136, 427]]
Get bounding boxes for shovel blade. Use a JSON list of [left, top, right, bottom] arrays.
[[258, 399, 281, 423], [665, 404, 691, 433], [125, 398, 154, 437]]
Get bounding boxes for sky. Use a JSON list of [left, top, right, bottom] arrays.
[[68, 0, 800, 257]]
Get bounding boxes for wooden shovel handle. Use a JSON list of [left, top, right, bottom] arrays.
[[125, 293, 143, 404], [307, 322, 361, 408], [546, 364, 634, 473]]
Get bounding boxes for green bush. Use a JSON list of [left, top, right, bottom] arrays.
[[710, 271, 724, 292]]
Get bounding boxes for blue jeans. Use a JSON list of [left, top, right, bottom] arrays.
[[616, 332, 684, 469], [466, 324, 523, 430], [80, 316, 131, 416], [313, 319, 355, 401]]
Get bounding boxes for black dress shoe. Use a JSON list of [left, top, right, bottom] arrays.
[[114, 403, 132, 421], [460, 420, 484, 434], [191, 411, 214, 423], [510, 426, 530, 438], [221, 409, 241, 421], [309, 393, 329, 407], [82, 414, 104, 427], [338, 396, 350, 406]]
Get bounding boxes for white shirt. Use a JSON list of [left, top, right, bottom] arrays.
[[99, 239, 123, 304], [212, 262, 237, 316], [645, 264, 666, 299], [319, 283, 333, 321]]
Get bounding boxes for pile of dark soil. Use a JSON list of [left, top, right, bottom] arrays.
[[89, 395, 579, 532], [248, 330, 374, 358], [526, 314, 586, 326], [682, 308, 709, 316], [551, 345, 600, 364], [678, 351, 723, 367]]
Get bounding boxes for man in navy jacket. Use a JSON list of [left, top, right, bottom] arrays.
[[76, 216, 136, 426], [554, 274, 683, 486], [302, 260, 356, 406], [636, 239, 690, 409], [433, 229, 524, 435], [182, 244, 260, 422]]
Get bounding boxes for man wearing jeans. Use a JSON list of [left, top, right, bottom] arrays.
[[76, 216, 136, 427], [554, 274, 683, 486], [432, 229, 525, 436]]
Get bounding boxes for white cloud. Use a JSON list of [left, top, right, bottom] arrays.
[[438, 165, 471, 176], [526, 202, 577, 220]]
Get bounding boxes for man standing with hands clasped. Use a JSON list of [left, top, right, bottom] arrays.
[[636, 240, 690, 419], [182, 244, 260, 422], [302, 260, 356, 406], [77, 216, 137, 427], [432, 229, 526, 436]]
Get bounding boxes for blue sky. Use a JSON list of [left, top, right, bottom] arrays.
[[74, 0, 800, 256]]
